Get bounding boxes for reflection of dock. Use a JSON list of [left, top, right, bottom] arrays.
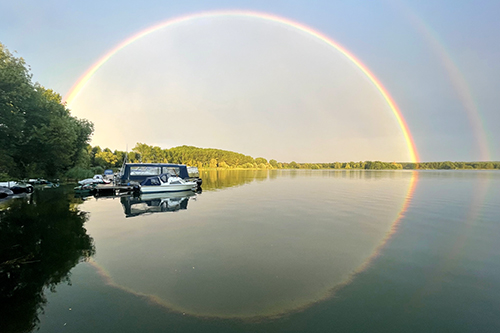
[[94, 184, 135, 196]]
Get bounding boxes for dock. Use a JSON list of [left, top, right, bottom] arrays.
[[94, 184, 136, 196]]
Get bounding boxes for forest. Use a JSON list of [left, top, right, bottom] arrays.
[[1, 42, 499, 182], [77, 143, 500, 176]]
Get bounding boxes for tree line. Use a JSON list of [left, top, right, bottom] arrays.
[[81, 143, 500, 174]]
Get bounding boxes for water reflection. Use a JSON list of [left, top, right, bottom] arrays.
[[80, 170, 416, 319], [0, 189, 94, 333], [121, 191, 197, 218], [200, 169, 269, 190]]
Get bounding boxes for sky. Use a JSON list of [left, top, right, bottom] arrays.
[[1, 0, 499, 162]]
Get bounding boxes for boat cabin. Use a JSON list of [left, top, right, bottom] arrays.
[[119, 163, 199, 185]]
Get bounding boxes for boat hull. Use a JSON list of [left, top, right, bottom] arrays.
[[140, 183, 196, 193]]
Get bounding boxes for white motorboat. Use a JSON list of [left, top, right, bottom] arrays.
[[78, 174, 110, 185], [138, 173, 197, 193]]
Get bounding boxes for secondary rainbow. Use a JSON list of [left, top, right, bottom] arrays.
[[64, 10, 419, 163], [389, 2, 489, 160]]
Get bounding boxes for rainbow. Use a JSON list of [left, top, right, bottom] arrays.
[[64, 10, 419, 163], [389, 1, 490, 161]]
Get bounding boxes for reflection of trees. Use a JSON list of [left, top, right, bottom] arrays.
[[200, 169, 269, 190], [0, 189, 94, 333]]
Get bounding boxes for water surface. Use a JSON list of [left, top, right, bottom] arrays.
[[1, 170, 499, 332]]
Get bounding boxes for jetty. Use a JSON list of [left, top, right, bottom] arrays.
[[93, 184, 135, 196]]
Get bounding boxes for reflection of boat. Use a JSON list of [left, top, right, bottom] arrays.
[[74, 183, 97, 197], [138, 174, 197, 193], [120, 191, 196, 218]]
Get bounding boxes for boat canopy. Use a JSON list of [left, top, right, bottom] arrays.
[[119, 163, 190, 185]]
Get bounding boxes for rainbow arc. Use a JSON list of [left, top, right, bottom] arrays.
[[64, 10, 419, 163]]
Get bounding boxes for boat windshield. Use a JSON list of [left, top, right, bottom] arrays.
[[141, 177, 161, 186]]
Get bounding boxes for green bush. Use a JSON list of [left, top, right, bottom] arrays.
[[66, 167, 94, 180], [91, 166, 104, 175]]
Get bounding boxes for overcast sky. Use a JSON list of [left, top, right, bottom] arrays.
[[1, 0, 499, 162]]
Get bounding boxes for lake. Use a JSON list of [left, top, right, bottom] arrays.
[[1, 170, 499, 332]]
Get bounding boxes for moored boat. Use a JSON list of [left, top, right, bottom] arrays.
[[78, 174, 110, 185], [0, 181, 34, 194], [118, 163, 202, 188], [137, 173, 197, 193]]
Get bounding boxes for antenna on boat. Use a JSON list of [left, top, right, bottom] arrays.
[[119, 144, 128, 179]]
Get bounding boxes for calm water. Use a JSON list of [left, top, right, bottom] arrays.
[[1, 170, 499, 332]]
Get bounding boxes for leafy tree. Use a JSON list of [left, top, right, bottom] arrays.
[[255, 157, 267, 165], [0, 43, 93, 178], [94, 151, 118, 169]]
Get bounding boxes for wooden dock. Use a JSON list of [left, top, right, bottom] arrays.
[[94, 184, 135, 196]]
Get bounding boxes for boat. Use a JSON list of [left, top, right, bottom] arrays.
[[78, 174, 110, 185], [26, 178, 59, 189], [0, 181, 34, 194], [118, 163, 202, 188], [136, 173, 197, 193]]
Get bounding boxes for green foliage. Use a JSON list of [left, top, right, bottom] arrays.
[[66, 166, 94, 180], [403, 161, 500, 170], [92, 166, 104, 175], [92, 142, 500, 172], [84, 142, 500, 173], [0, 172, 11, 181], [0, 43, 93, 179], [94, 151, 118, 168], [255, 157, 267, 165]]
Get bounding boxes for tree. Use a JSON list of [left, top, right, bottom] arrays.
[[0, 43, 94, 178], [269, 159, 278, 168], [94, 151, 118, 169]]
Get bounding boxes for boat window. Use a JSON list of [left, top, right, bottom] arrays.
[[130, 166, 161, 176], [160, 174, 168, 182], [162, 167, 180, 176], [142, 177, 160, 186]]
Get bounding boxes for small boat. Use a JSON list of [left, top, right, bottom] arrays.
[[137, 173, 197, 193], [26, 179, 58, 189], [0, 181, 34, 194], [78, 174, 110, 185]]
